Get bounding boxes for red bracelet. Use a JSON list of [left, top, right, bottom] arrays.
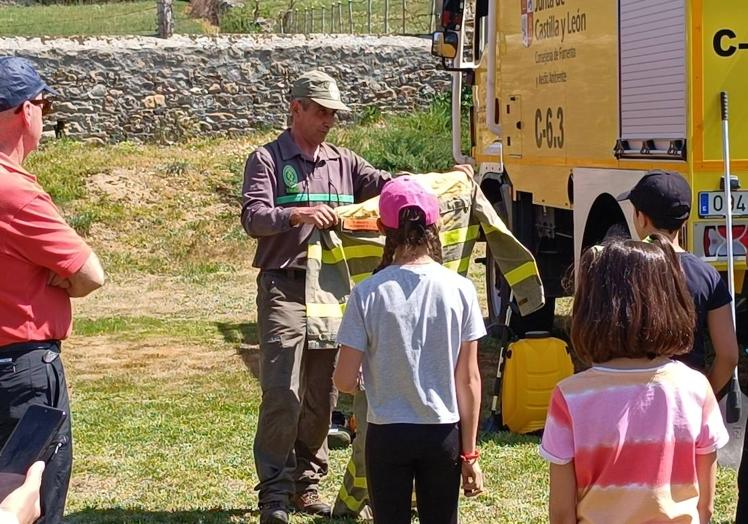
[[460, 449, 480, 462]]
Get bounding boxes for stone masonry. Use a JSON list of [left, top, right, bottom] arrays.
[[0, 34, 450, 143]]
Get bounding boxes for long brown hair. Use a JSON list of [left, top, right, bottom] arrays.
[[571, 234, 695, 365], [373, 206, 443, 274]]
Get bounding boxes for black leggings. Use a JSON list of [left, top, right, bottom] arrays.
[[365, 422, 461, 524]]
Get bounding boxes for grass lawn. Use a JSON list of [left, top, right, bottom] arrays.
[[21, 104, 739, 522], [0, 0, 435, 36], [0, 0, 209, 37]]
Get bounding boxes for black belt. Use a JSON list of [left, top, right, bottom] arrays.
[[0, 340, 61, 358], [264, 268, 306, 280]]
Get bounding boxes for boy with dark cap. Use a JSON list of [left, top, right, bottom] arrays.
[[617, 170, 739, 392]]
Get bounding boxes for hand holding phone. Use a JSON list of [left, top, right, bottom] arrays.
[[0, 404, 66, 498]]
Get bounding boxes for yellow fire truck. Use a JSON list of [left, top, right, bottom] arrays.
[[432, 0, 748, 336]]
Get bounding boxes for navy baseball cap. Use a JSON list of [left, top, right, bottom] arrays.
[[0, 56, 58, 113], [617, 170, 691, 229]]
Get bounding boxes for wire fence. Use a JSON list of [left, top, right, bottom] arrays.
[[277, 0, 439, 35], [0, 4, 156, 34]]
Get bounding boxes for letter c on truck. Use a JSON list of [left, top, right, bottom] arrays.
[[714, 29, 737, 57]]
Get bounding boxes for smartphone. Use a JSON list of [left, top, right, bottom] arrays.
[[0, 405, 67, 475]]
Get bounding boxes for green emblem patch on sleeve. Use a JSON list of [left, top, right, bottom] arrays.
[[282, 165, 299, 193]]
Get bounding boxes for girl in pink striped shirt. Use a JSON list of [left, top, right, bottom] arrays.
[[541, 236, 729, 524]]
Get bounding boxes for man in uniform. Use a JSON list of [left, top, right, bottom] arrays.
[[0, 56, 106, 522], [241, 70, 391, 524]]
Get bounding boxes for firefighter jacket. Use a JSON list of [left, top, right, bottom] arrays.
[[304, 170, 545, 349]]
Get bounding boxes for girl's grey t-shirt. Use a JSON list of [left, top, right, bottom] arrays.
[[337, 262, 486, 425]]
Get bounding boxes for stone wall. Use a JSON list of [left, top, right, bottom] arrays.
[[0, 34, 450, 143]]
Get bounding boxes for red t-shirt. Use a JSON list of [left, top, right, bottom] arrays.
[[0, 153, 91, 347]]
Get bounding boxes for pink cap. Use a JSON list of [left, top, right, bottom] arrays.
[[379, 176, 440, 229]]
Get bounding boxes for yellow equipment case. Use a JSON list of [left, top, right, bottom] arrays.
[[500, 332, 573, 434]]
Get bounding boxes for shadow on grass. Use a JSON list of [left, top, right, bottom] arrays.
[[214, 322, 258, 347], [479, 429, 540, 447], [214, 321, 260, 380], [65, 507, 253, 523], [65, 508, 361, 523]]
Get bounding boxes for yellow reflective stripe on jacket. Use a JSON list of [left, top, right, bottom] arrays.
[[306, 302, 346, 318], [321, 244, 382, 265], [442, 255, 472, 274], [337, 485, 366, 512], [346, 460, 367, 489], [308, 242, 322, 261], [351, 272, 373, 284], [440, 224, 480, 247], [503, 261, 538, 287]]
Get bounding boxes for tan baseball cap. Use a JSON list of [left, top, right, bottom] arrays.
[[291, 70, 350, 111]]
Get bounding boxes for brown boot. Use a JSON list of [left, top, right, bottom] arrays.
[[293, 491, 331, 516]]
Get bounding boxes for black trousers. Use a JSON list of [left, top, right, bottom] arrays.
[[366, 422, 461, 524], [0, 341, 72, 524]]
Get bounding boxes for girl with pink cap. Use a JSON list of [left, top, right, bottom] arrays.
[[334, 176, 485, 524]]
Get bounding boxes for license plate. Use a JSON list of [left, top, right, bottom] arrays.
[[698, 191, 748, 217]]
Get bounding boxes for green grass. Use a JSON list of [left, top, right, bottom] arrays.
[[61, 319, 739, 523], [0, 0, 435, 36], [0, 0, 208, 37], [331, 95, 459, 173]]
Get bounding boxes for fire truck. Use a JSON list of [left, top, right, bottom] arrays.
[[432, 0, 748, 336]]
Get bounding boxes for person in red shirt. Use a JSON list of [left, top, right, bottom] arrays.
[[0, 56, 105, 523]]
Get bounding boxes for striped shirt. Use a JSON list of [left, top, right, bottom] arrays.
[[540, 360, 729, 523]]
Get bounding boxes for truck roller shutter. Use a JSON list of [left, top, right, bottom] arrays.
[[616, 0, 687, 160]]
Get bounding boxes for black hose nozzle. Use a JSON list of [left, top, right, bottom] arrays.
[[721, 91, 729, 121], [726, 376, 741, 424]]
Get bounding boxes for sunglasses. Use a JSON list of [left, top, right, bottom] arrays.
[[15, 98, 53, 116]]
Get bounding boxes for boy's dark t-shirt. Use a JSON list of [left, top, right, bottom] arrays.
[[676, 252, 732, 370]]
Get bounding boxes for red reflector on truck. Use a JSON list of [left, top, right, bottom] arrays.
[[703, 225, 748, 257]]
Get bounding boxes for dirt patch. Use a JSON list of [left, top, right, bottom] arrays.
[[63, 334, 238, 383], [74, 271, 259, 322], [70, 474, 118, 496], [86, 168, 167, 206]]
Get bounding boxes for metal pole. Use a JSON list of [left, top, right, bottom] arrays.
[[721, 92, 737, 327], [331, 4, 335, 32], [402, 0, 405, 33], [303, 8, 308, 33], [348, 0, 353, 33], [338, 2, 343, 32], [384, 0, 389, 33], [294, 8, 299, 32], [321, 6, 326, 32], [430, 0, 436, 32], [367, 0, 372, 32], [310, 7, 315, 32], [720, 91, 742, 424]]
